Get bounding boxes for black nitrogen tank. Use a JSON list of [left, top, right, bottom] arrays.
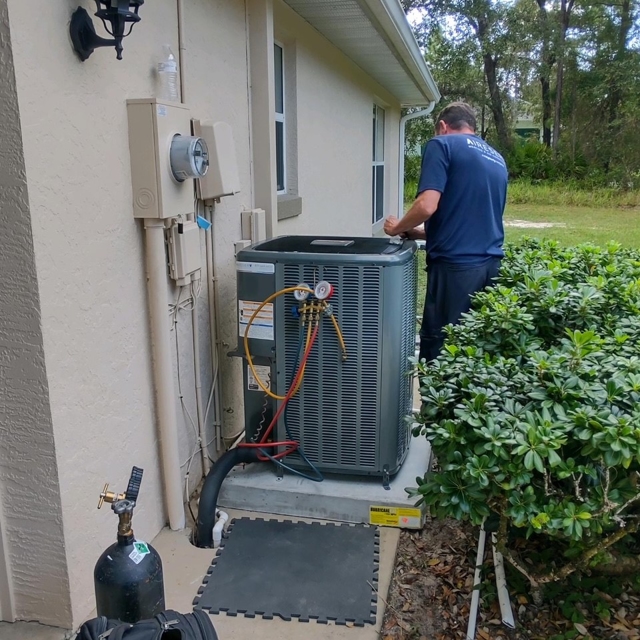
[[94, 467, 165, 623]]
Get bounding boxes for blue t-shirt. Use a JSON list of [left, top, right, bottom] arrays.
[[417, 134, 508, 265]]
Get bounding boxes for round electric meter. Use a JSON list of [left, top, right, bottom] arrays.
[[314, 281, 334, 300], [169, 135, 209, 182], [294, 284, 311, 301]]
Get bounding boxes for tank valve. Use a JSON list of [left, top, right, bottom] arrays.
[[97, 467, 144, 539], [97, 484, 125, 509], [113, 499, 135, 538]]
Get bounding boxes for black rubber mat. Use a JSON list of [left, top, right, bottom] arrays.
[[193, 518, 379, 626]]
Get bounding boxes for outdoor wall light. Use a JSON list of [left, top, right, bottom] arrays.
[[70, 1, 144, 62]]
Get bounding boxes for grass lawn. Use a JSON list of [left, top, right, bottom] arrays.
[[505, 203, 640, 247], [415, 203, 640, 307]]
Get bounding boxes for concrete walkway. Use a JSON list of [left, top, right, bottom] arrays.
[[0, 508, 400, 640], [0, 621, 70, 640]]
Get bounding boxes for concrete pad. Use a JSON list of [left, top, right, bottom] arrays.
[[217, 437, 431, 525], [0, 622, 70, 640], [152, 509, 400, 639]]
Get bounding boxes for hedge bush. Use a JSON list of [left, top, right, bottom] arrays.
[[411, 239, 640, 590]]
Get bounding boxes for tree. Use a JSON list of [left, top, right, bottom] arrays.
[[552, 0, 577, 153], [403, 0, 514, 151]]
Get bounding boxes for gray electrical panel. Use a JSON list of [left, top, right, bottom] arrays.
[[234, 236, 418, 479]]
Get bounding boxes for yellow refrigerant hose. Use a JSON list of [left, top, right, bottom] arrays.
[[243, 286, 347, 400]]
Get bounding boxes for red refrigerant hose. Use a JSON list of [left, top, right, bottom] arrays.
[[238, 325, 319, 461]]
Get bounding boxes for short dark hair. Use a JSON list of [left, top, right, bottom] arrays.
[[437, 102, 477, 132]]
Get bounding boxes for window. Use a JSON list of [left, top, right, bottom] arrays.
[[275, 43, 286, 194], [372, 104, 385, 224]]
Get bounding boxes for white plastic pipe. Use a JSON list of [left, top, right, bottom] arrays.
[[491, 533, 516, 629], [398, 102, 436, 218], [466, 522, 487, 640], [191, 275, 210, 476], [212, 510, 229, 548], [144, 219, 186, 530]]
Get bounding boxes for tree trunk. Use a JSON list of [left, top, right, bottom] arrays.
[[476, 16, 511, 151], [552, 0, 574, 155], [537, 0, 554, 147], [484, 53, 511, 150], [609, 0, 631, 124], [541, 76, 553, 146]]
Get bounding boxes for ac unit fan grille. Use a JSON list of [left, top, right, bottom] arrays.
[[280, 264, 381, 470]]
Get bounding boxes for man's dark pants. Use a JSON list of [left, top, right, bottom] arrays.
[[419, 257, 502, 363]]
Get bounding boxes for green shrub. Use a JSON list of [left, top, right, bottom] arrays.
[[506, 139, 557, 181], [411, 239, 640, 591], [404, 154, 422, 184]]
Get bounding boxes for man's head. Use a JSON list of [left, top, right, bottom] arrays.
[[435, 102, 477, 136]]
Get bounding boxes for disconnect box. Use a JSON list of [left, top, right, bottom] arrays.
[[167, 221, 201, 286]]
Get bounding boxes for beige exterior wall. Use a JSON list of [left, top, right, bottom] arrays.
[[2, 0, 404, 629], [273, 1, 401, 238], [5, 0, 252, 627], [0, 0, 71, 626]]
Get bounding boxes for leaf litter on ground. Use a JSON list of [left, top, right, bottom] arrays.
[[382, 517, 640, 640]]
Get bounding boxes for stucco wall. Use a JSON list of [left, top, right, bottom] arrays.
[[6, 0, 251, 627], [273, 0, 401, 238], [5, 0, 405, 627], [0, 0, 72, 626]]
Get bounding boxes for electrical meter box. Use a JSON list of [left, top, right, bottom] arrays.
[[234, 236, 418, 480], [126, 99, 195, 219]]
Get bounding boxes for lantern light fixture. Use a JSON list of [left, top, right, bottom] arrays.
[[70, 0, 144, 62]]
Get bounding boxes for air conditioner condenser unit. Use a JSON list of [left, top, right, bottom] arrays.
[[234, 236, 418, 481]]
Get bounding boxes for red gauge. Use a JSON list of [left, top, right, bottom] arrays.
[[314, 281, 334, 300]]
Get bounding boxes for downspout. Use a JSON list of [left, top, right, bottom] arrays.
[[398, 102, 435, 218]]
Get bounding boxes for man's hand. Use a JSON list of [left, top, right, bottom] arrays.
[[383, 215, 401, 237]]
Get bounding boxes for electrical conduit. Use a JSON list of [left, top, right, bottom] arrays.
[[191, 278, 210, 475], [144, 219, 186, 530]]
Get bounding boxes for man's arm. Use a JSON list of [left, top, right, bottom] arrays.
[[383, 189, 441, 237]]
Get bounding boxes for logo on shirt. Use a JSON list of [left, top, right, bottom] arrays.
[[466, 137, 506, 167]]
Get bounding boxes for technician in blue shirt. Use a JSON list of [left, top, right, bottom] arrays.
[[384, 102, 508, 362]]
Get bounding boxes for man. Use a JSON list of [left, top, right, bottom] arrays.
[[384, 102, 508, 362]]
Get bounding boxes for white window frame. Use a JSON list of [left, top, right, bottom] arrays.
[[275, 41, 287, 195], [372, 104, 386, 226]]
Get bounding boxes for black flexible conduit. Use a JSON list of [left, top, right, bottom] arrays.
[[195, 447, 261, 547]]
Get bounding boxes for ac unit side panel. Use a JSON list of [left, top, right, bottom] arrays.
[[396, 255, 418, 466]]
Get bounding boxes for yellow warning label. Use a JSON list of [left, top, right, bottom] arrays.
[[369, 506, 424, 529]]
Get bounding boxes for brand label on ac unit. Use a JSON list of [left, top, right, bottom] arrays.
[[369, 506, 424, 529], [248, 364, 271, 391], [237, 261, 275, 274], [239, 300, 274, 341]]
